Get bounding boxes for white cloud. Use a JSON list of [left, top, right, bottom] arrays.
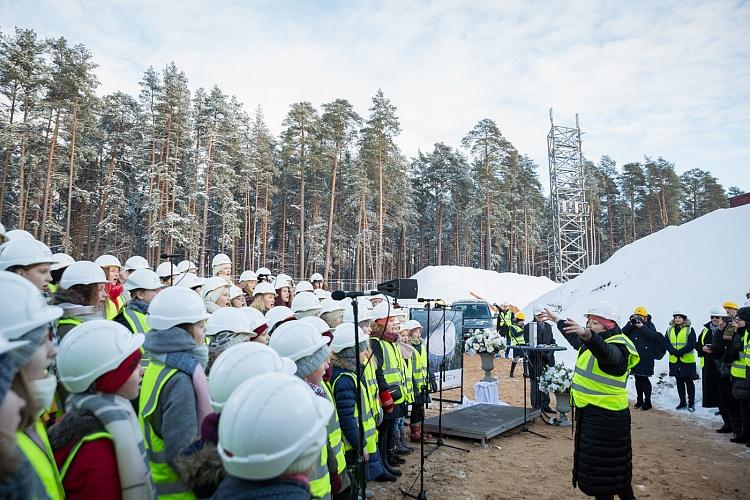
[[1, 0, 748, 191]]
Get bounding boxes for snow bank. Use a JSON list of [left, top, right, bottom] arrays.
[[523, 205, 750, 421], [407, 265, 560, 309]]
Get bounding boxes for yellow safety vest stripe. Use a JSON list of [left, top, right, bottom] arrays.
[[668, 326, 696, 364], [731, 331, 749, 379], [322, 382, 346, 475], [510, 324, 526, 346], [17, 420, 65, 500], [377, 339, 406, 404], [123, 307, 150, 334], [308, 443, 330, 499], [59, 431, 113, 479], [104, 295, 123, 320], [332, 371, 379, 454], [699, 327, 709, 368], [498, 310, 513, 327]]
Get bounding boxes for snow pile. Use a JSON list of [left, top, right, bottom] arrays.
[[523, 205, 750, 419], [408, 265, 560, 309]]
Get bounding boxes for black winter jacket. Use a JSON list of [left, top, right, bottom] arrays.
[[524, 320, 556, 366], [622, 315, 660, 376]]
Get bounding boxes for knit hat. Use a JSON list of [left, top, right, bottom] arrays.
[[338, 341, 368, 361], [294, 344, 330, 379], [94, 349, 142, 393], [587, 314, 616, 331], [0, 352, 16, 402]]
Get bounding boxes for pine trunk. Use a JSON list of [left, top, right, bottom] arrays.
[[323, 147, 340, 280], [199, 135, 214, 273], [64, 104, 79, 253], [40, 109, 61, 242], [0, 84, 17, 220]]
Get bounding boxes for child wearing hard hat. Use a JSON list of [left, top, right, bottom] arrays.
[[249, 282, 276, 313], [213, 373, 333, 499], [508, 313, 527, 378], [49, 320, 155, 499], [0, 238, 56, 294], [211, 253, 233, 285], [112, 269, 165, 335], [175, 343, 296, 498], [202, 277, 231, 314], [0, 271, 65, 499], [139, 287, 212, 498], [94, 255, 126, 319], [53, 261, 110, 339], [204, 308, 258, 370], [401, 319, 436, 443], [238, 270, 258, 303]]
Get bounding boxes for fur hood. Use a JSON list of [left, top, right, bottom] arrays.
[[48, 409, 105, 450], [53, 287, 89, 307], [330, 353, 358, 373], [174, 441, 224, 498], [669, 318, 692, 328]]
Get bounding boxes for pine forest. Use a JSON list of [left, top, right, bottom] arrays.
[[0, 28, 736, 287]]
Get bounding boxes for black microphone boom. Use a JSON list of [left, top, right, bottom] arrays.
[[160, 253, 181, 259], [418, 298, 443, 303], [331, 290, 379, 300]]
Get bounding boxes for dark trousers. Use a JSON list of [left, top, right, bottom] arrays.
[[676, 377, 695, 405], [739, 399, 750, 439], [634, 375, 652, 404], [377, 418, 395, 462], [718, 377, 741, 433]]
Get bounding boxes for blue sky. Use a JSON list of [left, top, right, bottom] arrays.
[[2, 0, 749, 193]]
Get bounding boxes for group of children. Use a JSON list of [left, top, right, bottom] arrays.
[[0, 226, 433, 499]]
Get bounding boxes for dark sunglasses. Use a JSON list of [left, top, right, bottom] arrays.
[[710, 316, 721, 319]]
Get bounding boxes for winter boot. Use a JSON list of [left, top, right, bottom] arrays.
[[509, 361, 517, 378], [395, 429, 413, 455], [634, 398, 643, 409], [388, 450, 406, 465]]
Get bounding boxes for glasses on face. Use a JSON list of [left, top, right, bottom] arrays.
[[710, 316, 721, 319]]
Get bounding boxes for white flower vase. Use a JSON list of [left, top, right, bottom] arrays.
[[479, 352, 496, 382], [554, 391, 572, 427]]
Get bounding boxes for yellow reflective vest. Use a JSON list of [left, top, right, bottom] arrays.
[[509, 324, 526, 346], [103, 295, 124, 320], [332, 371, 379, 454], [322, 382, 346, 475], [570, 334, 640, 411], [667, 325, 696, 364], [17, 419, 65, 500], [58, 431, 113, 480], [138, 362, 196, 499], [731, 330, 749, 380], [375, 339, 406, 405]]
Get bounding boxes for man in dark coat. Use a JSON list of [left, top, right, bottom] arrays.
[[622, 306, 661, 410], [524, 307, 556, 413], [695, 310, 725, 411]]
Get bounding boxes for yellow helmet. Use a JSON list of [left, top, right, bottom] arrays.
[[515, 312, 526, 321], [723, 301, 739, 310], [633, 306, 648, 317]]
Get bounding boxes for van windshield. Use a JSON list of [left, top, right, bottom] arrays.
[[452, 303, 490, 319]]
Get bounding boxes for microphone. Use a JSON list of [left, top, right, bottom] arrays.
[[418, 298, 443, 303], [331, 290, 380, 300], [160, 253, 181, 259]]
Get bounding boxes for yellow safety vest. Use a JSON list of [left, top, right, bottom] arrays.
[[55, 317, 83, 331], [375, 339, 406, 405], [333, 372, 379, 454], [410, 344, 427, 395], [122, 307, 150, 334], [510, 324, 526, 346], [668, 326, 696, 364], [698, 327, 710, 369], [322, 382, 346, 475], [731, 330, 749, 379], [138, 362, 196, 499], [48, 283, 58, 294], [17, 420, 65, 500], [498, 310, 513, 328], [308, 442, 330, 500], [59, 431, 113, 479], [363, 355, 382, 426], [104, 295, 123, 320], [570, 334, 640, 411], [402, 346, 416, 404]]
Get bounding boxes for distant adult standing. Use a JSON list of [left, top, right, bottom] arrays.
[[546, 303, 640, 500], [727, 307, 750, 445], [495, 303, 514, 358], [712, 314, 742, 437], [524, 306, 556, 413], [622, 306, 661, 411], [665, 309, 697, 411], [310, 272, 325, 290], [695, 309, 725, 415]]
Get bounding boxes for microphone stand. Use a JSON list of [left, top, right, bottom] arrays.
[[518, 345, 548, 439], [350, 298, 368, 499]]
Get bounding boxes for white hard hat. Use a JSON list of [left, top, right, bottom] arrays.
[[255, 267, 272, 276], [0, 336, 28, 356], [400, 319, 422, 331], [123, 255, 150, 272], [208, 343, 296, 413], [709, 308, 725, 317], [393, 307, 408, 319], [124, 269, 165, 292], [0, 239, 55, 270], [253, 282, 276, 296], [229, 285, 244, 301], [0, 271, 63, 340], [291, 292, 320, 313], [239, 270, 257, 282], [175, 272, 205, 289], [155, 261, 178, 279], [94, 254, 121, 268], [294, 281, 314, 294], [217, 373, 332, 481], [240, 307, 268, 332], [269, 321, 327, 361], [148, 286, 210, 330], [272, 273, 293, 289], [533, 305, 546, 315], [369, 294, 387, 303], [202, 276, 229, 300], [320, 298, 345, 315], [331, 322, 369, 353], [342, 298, 374, 323], [206, 307, 253, 336], [314, 289, 331, 301], [60, 261, 108, 289], [672, 309, 687, 317], [299, 316, 332, 334], [57, 320, 144, 393], [371, 301, 397, 321], [50, 253, 75, 272], [4, 229, 34, 241], [310, 273, 324, 282], [265, 306, 295, 333], [212, 253, 232, 267], [177, 260, 197, 274], [585, 302, 620, 323]]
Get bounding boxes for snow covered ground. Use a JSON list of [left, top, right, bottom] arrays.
[[522, 205, 750, 422], [407, 265, 560, 309]]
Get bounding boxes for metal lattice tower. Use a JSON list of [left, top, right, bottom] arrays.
[[547, 109, 589, 282]]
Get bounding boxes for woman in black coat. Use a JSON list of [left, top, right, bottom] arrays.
[[695, 311, 725, 409], [665, 311, 698, 411], [546, 305, 638, 500], [712, 316, 742, 436], [622, 307, 661, 410]]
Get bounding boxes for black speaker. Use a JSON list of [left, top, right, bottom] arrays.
[[377, 278, 418, 300]]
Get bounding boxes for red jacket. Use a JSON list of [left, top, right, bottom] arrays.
[[53, 436, 121, 499]]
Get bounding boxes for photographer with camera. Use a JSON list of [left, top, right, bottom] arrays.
[[622, 306, 662, 411]]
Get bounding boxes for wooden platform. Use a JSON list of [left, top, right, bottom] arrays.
[[422, 404, 540, 447]]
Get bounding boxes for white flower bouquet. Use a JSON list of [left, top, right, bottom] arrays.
[[463, 328, 506, 355], [539, 363, 574, 393]]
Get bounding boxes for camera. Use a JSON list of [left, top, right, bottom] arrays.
[[630, 317, 643, 326]]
